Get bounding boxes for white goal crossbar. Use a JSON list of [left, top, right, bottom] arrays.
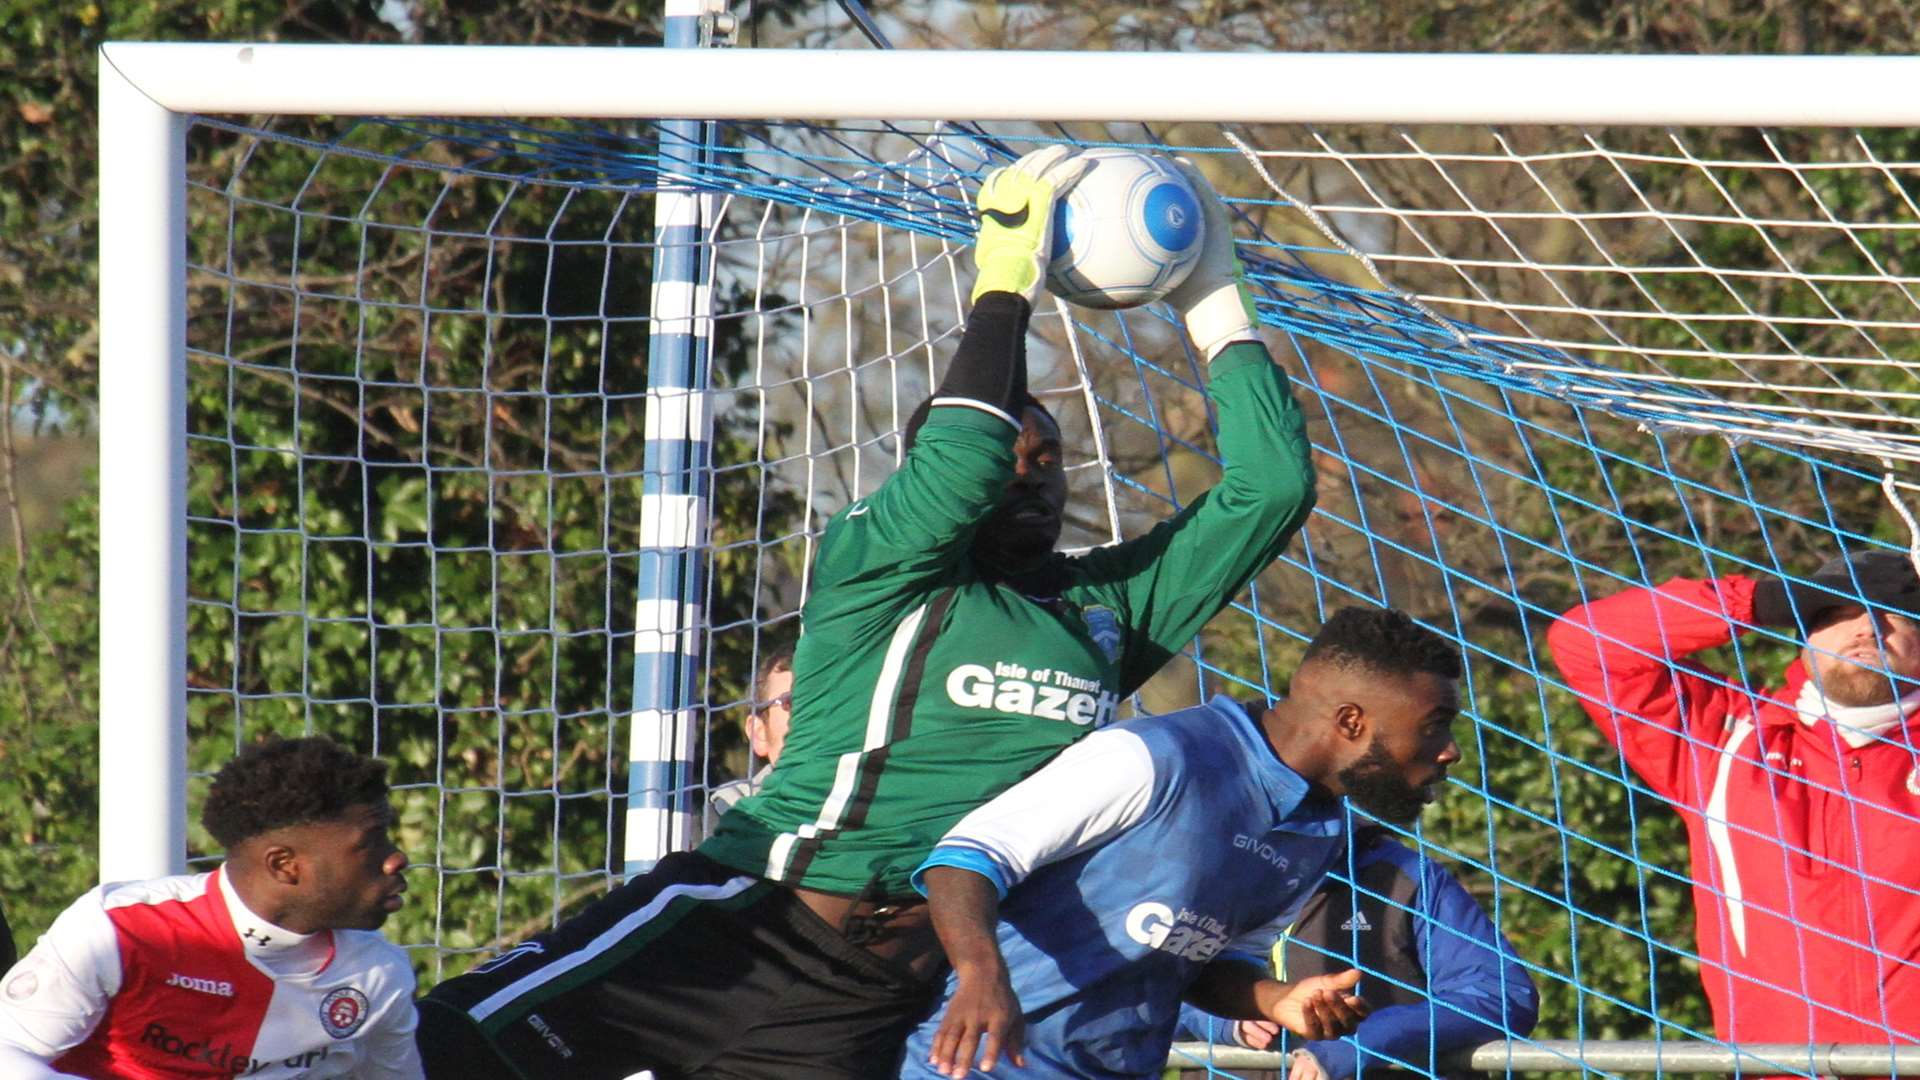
[[101, 45, 1920, 125]]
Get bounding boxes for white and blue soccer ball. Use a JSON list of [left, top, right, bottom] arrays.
[[1045, 148, 1205, 310]]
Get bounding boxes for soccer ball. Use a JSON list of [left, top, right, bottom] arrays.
[[1045, 149, 1205, 310]]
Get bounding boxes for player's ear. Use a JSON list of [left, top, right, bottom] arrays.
[[1333, 701, 1367, 742], [262, 841, 301, 886]]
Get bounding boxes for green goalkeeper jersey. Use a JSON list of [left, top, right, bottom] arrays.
[[698, 343, 1314, 898]]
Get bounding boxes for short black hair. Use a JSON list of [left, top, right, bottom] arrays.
[[901, 393, 1056, 454], [202, 737, 391, 849], [1301, 606, 1461, 681]]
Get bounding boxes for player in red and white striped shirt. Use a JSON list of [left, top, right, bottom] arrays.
[[0, 737, 422, 1079]]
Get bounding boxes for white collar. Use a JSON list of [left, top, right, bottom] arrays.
[[1793, 680, 1920, 750], [218, 865, 334, 977]]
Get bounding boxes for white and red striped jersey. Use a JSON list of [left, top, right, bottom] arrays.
[[0, 867, 422, 1079]]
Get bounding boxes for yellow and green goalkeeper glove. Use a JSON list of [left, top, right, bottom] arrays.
[[971, 144, 1092, 305], [1165, 158, 1261, 360]]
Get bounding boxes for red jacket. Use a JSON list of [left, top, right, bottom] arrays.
[[1549, 575, 1920, 1046]]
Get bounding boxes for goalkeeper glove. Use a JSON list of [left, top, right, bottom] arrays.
[[1165, 158, 1261, 360], [971, 145, 1090, 306]]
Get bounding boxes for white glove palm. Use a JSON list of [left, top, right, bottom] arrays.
[[1164, 158, 1260, 360]]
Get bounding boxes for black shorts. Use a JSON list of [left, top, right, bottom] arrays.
[[416, 851, 941, 1080]]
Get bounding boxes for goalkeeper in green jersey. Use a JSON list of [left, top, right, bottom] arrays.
[[416, 145, 1318, 1080]]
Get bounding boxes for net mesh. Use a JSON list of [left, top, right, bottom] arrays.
[[175, 110, 1920, 1070]]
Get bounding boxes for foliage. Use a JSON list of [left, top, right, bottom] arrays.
[[0, 0, 815, 970], [864, 0, 1920, 54], [0, 487, 99, 954]]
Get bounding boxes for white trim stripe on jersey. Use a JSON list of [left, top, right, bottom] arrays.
[[929, 396, 1020, 431], [766, 603, 929, 881], [466, 877, 758, 1023], [928, 727, 1158, 891], [1705, 716, 1755, 955]]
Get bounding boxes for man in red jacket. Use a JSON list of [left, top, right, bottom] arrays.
[[1549, 551, 1920, 1047]]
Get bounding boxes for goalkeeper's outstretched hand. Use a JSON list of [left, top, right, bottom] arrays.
[[1165, 158, 1261, 360], [972, 144, 1091, 305]]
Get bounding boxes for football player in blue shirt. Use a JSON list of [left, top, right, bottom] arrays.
[[906, 606, 1465, 1079]]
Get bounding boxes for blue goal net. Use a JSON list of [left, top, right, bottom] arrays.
[[176, 107, 1920, 1075]]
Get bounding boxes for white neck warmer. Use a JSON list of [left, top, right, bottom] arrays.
[[1793, 679, 1920, 750], [219, 865, 335, 977]]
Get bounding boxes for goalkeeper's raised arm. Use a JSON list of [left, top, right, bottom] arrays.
[[1067, 157, 1317, 698]]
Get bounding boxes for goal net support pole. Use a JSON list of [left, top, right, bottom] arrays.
[[626, 0, 732, 876]]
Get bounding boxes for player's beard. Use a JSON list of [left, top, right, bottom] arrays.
[[1809, 653, 1904, 708], [1337, 738, 1432, 827], [348, 888, 404, 930], [973, 498, 1062, 572]]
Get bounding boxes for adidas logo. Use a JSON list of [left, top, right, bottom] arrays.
[[1340, 911, 1374, 932]]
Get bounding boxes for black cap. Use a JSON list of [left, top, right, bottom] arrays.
[[1787, 550, 1920, 626]]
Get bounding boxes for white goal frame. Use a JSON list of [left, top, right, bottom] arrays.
[[96, 42, 1920, 883]]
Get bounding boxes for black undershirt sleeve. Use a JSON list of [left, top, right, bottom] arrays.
[[933, 291, 1030, 421]]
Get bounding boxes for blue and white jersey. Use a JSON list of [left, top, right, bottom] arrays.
[[902, 695, 1346, 1080]]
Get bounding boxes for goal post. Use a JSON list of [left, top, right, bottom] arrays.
[[97, 40, 1920, 1066], [98, 48, 188, 884]]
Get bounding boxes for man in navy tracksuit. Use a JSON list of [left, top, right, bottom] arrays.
[[1178, 823, 1539, 1080], [905, 607, 1467, 1080]]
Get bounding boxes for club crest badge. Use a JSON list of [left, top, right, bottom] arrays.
[[1907, 766, 1920, 798], [319, 987, 371, 1039], [5, 969, 38, 1002], [1083, 605, 1123, 663]]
